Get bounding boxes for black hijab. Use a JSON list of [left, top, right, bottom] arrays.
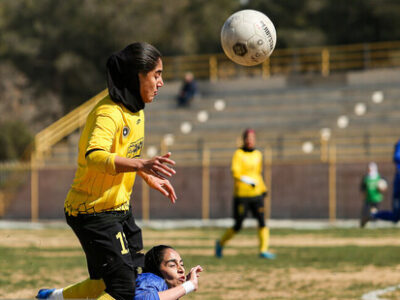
[[242, 128, 255, 152], [106, 44, 144, 113]]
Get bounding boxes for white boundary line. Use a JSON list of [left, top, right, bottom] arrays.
[[362, 284, 400, 300], [2, 219, 400, 230]]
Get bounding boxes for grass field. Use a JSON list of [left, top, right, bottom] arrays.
[[1, 225, 400, 299]]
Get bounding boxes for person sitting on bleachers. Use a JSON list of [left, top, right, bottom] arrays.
[[177, 72, 197, 108]]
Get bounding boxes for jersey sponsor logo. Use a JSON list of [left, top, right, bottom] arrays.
[[136, 118, 141, 125], [127, 137, 144, 158], [123, 126, 130, 137]]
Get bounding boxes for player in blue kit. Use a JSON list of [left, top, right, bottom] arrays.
[[371, 139, 400, 223], [37, 245, 203, 300]]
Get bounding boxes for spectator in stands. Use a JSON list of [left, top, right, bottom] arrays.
[[37, 245, 203, 300], [177, 72, 197, 107], [370, 139, 400, 224], [215, 128, 276, 259], [360, 162, 386, 227]]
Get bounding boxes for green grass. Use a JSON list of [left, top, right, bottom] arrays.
[[1, 227, 400, 299]]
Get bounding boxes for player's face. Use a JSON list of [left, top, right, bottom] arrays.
[[138, 58, 164, 103], [159, 248, 186, 288], [244, 131, 256, 149]]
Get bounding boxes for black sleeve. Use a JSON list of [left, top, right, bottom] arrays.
[[360, 176, 366, 192]]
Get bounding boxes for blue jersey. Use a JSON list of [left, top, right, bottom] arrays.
[[393, 140, 400, 172], [373, 140, 400, 222], [134, 273, 168, 300], [393, 140, 400, 204]]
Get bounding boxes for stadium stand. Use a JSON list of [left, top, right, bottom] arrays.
[[39, 68, 400, 166], [3, 46, 400, 220]]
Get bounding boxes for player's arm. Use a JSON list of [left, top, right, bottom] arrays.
[[88, 150, 177, 199], [85, 113, 175, 177], [158, 265, 203, 300], [115, 153, 176, 178], [85, 112, 119, 174], [138, 170, 177, 203], [258, 152, 267, 194], [231, 150, 242, 181], [88, 151, 176, 178], [360, 176, 367, 192]]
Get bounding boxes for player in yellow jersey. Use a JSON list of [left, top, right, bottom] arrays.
[[215, 129, 276, 259], [41, 43, 177, 300]]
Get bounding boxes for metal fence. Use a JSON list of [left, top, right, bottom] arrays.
[[163, 41, 400, 81], [0, 146, 394, 222]]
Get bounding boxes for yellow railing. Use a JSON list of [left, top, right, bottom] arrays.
[[162, 40, 400, 81], [34, 89, 108, 160]]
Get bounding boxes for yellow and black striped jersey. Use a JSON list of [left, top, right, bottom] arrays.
[[232, 148, 267, 198], [64, 95, 144, 216]]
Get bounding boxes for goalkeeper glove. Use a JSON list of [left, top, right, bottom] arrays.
[[240, 176, 256, 187]]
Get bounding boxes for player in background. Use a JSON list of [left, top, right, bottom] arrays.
[[215, 128, 276, 259], [360, 162, 385, 227], [37, 245, 203, 300], [370, 139, 400, 223], [49, 42, 177, 300]]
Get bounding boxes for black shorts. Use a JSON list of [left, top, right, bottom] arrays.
[[65, 207, 144, 280], [233, 195, 265, 229]]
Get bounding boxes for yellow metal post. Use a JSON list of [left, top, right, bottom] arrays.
[[262, 57, 271, 79], [160, 139, 167, 155], [142, 177, 150, 221], [321, 48, 330, 77], [209, 56, 218, 82], [0, 191, 4, 217], [328, 144, 337, 223], [202, 148, 210, 220], [264, 146, 272, 221], [320, 138, 329, 162], [30, 150, 39, 222]]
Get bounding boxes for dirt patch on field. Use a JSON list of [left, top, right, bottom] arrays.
[[34, 250, 83, 257], [4, 264, 399, 299], [271, 235, 400, 247], [178, 247, 253, 256], [3, 229, 400, 249], [0, 267, 89, 299], [145, 235, 400, 249], [191, 265, 400, 299], [2, 228, 400, 299], [0, 229, 80, 248]]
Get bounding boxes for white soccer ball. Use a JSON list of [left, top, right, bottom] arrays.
[[378, 179, 388, 192], [221, 9, 277, 66]]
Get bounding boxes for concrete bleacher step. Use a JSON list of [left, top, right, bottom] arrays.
[[41, 71, 400, 164]]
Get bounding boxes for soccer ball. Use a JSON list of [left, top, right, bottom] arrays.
[[378, 178, 388, 192], [221, 9, 277, 66]]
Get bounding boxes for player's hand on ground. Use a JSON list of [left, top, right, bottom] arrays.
[[142, 173, 177, 203], [140, 152, 176, 178], [186, 265, 203, 291]]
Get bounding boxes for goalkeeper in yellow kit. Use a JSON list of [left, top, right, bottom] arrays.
[[38, 42, 177, 300], [215, 129, 276, 259]]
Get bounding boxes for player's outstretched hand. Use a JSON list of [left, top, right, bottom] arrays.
[[141, 152, 176, 178], [186, 265, 203, 291], [140, 173, 177, 203]]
